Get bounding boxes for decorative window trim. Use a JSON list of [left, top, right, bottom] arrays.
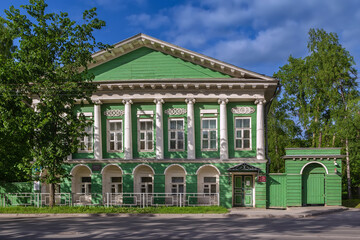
[[107, 119, 123, 153], [168, 118, 185, 152], [164, 108, 187, 116], [200, 109, 218, 117], [137, 110, 154, 117], [138, 118, 154, 152], [104, 109, 124, 117], [231, 107, 255, 115], [201, 118, 218, 151], [234, 117, 252, 150], [77, 112, 93, 118]]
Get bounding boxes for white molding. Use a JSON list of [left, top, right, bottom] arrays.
[[164, 108, 187, 115], [70, 164, 93, 176], [100, 164, 123, 174], [137, 110, 154, 117], [132, 164, 155, 175], [200, 109, 218, 116], [106, 119, 123, 153], [196, 164, 221, 175], [104, 109, 124, 117], [300, 161, 329, 175], [164, 164, 187, 175], [231, 107, 255, 114], [77, 112, 93, 118]]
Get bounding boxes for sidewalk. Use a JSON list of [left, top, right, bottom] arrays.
[[0, 206, 348, 218], [228, 206, 348, 218]]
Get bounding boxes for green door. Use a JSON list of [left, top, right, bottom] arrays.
[[303, 173, 325, 205], [233, 175, 253, 207], [234, 176, 243, 206]]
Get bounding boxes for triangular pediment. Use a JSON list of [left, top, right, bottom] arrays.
[[227, 163, 261, 172], [90, 47, 231, 81], [89, 33, 275, 81]]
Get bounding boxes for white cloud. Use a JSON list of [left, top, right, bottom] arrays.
[[126, 0, 360, 75]]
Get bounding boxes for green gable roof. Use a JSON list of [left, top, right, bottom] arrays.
[[90, 47, 232, 81]]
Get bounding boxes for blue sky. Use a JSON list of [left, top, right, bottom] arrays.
[[1, 0, 360, 77]]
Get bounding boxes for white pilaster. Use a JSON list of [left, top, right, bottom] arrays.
[[185, 98, 196, 159], [154, 99, 164, 159], [255, 98, 266, 160], [94, 100, 103, 160], [218, 98, 229, 160], [122, 99, 133, 159]]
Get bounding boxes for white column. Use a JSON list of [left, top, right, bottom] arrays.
[[185, 98, 196, 159], [255, 99, 266, 160], [218, 98, 229, 160], [94, 100, 103, 160], [154, 99, 164, 159], [122, 99, 133, 160]]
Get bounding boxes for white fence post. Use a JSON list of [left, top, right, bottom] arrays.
[[107, 193, 109, 207]]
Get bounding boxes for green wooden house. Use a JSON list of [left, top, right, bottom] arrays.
[[35, 34, 343, 208]]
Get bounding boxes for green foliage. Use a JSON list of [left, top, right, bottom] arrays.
[[0, 206, 229, 214], [272, 28, 360, 194], [0, 0, 108, 199], [342, 199, 360, 208]]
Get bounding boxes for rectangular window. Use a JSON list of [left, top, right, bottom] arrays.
[[234, 118, 251, 150], [203, 177, 217, 195], [79, 124, 93, 152], [111, 177, 122, 193], [168, 119, 185, 151], [201, 118, 217, 151], [171, 177, 184, 194], [81, 177, 91, 194], [138, 119, 154, 151], [107, 120, 123, 152]]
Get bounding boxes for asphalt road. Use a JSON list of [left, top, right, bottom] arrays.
[[0, 209, 359, 239]]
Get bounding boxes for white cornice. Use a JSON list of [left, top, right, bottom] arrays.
[[90, 33, 276, 81]]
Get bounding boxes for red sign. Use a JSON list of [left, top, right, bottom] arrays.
[[258, 176, 266, 182]]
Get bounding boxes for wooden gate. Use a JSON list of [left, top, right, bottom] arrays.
[[302, 163, 326, 205]]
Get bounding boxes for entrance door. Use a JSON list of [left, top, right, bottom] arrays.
[[303, 173, 325, 205], [233, 175, 253, 207]]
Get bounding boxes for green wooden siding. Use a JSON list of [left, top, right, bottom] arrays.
[[60, 162, 266, 208], [285, 148, 341, 156], [286, 175, 302, 206], [267, 174, 287, 208], [227, 102, 257, 158], [90, 47, 231, 81]]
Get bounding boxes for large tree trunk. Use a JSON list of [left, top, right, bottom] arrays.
[[49, 183, 55, 207], [346, 138, 352, 199]]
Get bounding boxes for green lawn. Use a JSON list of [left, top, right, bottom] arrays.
[[0, 206, 228, 214], [342, 199, 360, 208]]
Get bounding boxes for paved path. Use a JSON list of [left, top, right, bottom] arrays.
[[0, 208, 359, 239]]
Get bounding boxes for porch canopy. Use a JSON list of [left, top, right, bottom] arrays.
[[227, 163, 260, 173]]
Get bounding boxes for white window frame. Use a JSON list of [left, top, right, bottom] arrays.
[[234, 117, 252, 150], [78, 123, 93, 153], [107, 119, 123, 153], [138, 118, 154, 152], [171, 176, 185, 195], [201, 118, 218, 151], [81, 177, 91, 194], [168, 118, 185, 152], [110, 177, 123, 194], [203, 176, 218, 195]]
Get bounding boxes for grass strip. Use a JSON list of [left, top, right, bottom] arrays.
[[0, 206, 228, 214], [342, 199, 360, 208]]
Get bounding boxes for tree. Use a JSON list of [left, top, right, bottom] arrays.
[[1, 0, 108, 206], [0, 20, 33, 182], [274, 28, 359, 198]]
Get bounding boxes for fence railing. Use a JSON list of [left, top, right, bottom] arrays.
[[1, 192, 219, 208]]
